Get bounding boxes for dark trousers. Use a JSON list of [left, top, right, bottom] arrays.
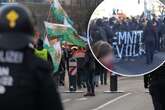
[[53, 75, 60, 88], [59, 71, 65, 85], [149, 83, 165, 110], [69, 75, 77, 91], [86, 73, 95, 93], [100, 71, 107, 85], [77, 69, 84, 88], [160, 34, 165, 49], [154, 32, 160, 51], [144, 74, 150, 89], [146, 41, 154, 64]]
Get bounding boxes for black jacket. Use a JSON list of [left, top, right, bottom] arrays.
[[150, 64, 165, 85], [143, 22, 155, 43], [0, 48, 63, 110]]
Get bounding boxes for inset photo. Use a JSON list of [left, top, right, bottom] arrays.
[[88, 0, 165, 76]]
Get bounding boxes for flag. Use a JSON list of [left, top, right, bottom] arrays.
[[45, 21, 68, 36], [50, 0, 73, 25], [44, 36, 62, 73], [52, 41, 62, 72], [43, 35, 50, 48], [44, 21, 85, 47]]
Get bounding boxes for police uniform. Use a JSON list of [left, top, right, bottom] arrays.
[[35, 39, 54, 72], [35, 39, 50, 61], [0, 4, 63, 110], [35, 48, 49, 60], [149, 64, 165, 110]]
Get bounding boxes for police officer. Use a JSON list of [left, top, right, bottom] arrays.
[[0, 4, 63, 110], [35, 39, 50, 61], [35, 38, 53, 70], [149, 64, 165, 110]]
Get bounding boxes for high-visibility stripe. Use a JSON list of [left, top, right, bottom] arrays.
[[35, 49, 48, 61]]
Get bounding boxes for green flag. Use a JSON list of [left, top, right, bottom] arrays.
[[44, 36, 62, 73], [44, 21, 85, 47], [50, 0, 73, 25]]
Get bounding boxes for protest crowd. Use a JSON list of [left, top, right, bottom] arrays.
[[89, 10, 165, 65], [34, 38, 110, 96]]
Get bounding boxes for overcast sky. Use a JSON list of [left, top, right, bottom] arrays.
[[91, 0, 145, 19], [91, 0, 164, 19]]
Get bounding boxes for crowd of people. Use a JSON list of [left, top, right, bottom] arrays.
[[33, 36, 113, 97], [54, 46, 110, 96], [89, 14, 165, 64]]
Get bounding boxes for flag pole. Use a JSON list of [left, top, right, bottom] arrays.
[[43, 0, 53, 40]]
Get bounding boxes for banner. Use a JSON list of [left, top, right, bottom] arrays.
[[112, 30, 145, 58], [44, 36, 62, 73], [44, 21, 85, 47]]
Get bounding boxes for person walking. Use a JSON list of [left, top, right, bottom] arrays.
[[143, 21, 155, 65], [35, 38, 53, 69], [84, 47, 96, 96], [152, 18, 160, 51]]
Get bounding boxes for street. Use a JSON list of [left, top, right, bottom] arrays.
[[59, 77, 154, 110], [113, 52, 165, 75]]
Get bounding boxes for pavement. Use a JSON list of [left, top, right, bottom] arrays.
[[58, 77, 154, 110], [113, 52, 165, 75]]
